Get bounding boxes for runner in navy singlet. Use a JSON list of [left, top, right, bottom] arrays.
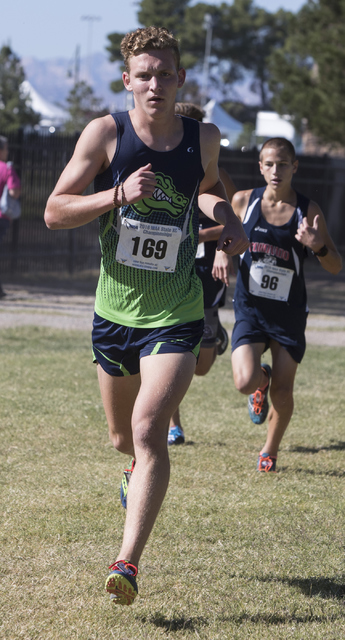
[[168, 102, 236, 445], [231, 137, 342, 473]]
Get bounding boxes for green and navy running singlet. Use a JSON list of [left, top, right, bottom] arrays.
[[94, 112, 205, 328]]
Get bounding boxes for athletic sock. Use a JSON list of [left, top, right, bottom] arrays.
[[258, 369, 269, 392]]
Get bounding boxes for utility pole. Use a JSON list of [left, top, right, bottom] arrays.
[[201, 13, 213, 107], [67, 45, 80, 86], [81, 15, 101, 84], [74, 44, 80, 86]]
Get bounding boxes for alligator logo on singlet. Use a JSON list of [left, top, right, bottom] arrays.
[[131, 172, 189, 219]]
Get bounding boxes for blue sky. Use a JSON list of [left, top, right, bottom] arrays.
[[1, 0, 306, 61]]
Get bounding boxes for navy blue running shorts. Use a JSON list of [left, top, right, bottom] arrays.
[[92, 313, 204, 376], [231, 317, 306, 364], [201, 306, 220, 348], [196, 264, 226, 309]]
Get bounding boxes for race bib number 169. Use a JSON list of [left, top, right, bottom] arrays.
[[116, 217, 182, 272]]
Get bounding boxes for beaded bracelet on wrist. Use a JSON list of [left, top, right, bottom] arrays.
[[112, 183, 120, 208], [121, 182, 126, 207]]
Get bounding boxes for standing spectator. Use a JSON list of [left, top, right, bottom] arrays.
[[0, 136, 21, 298]]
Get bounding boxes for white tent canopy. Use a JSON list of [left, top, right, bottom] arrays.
[[21, 80, 69, 128], [203, 99, 243, 146], [255, 111, 295, 141]]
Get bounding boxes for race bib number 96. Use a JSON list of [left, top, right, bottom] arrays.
[[249, 262, 294, 302], [116, 217, 182, 272]]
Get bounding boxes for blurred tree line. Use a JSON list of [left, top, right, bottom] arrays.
[[108, 0, 293, 110], [107, 0, 345, 148], [0, 46, 39, 131], [1, 0, 345, 147], [268, 0, 345, 147], [0, 45, 107, 134]]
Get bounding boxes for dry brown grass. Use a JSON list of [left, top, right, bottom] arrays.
[[1, 327, 344, 639]]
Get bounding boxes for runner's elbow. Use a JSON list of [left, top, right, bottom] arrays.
[[44, 197, 62, 229], [44, 209, 58, 230]]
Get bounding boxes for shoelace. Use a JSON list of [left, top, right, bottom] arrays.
[[252, 388, 266, 414], [108, 560, 138, 577], [260, 455, 276, 472], [125, 458, 136, 474]]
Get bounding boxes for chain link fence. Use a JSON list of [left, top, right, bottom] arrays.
[[1, 129, 344, 277]]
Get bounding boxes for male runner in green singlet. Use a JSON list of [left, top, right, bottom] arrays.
[[45, 26, 249, 605]]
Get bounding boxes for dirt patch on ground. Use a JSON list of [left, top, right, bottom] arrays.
[[1, 260, 344, 346]]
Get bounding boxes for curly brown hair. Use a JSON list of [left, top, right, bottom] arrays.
[[174, 102, 204, 122], [121, 26, 180, 73]]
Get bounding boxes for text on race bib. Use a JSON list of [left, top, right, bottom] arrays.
[[249, 262, 294, 301], [116, 217, 182, 272]]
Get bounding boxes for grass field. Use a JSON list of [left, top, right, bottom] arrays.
[[1, 325, 344, 639]]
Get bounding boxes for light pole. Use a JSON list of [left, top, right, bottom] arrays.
[[81, 15, 101, 84], [201, 13, 213, 107]]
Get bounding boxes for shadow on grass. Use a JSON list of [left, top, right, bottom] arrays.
[[287, 576, 345, 599], [222, 611, 340, 624], [258, 575, 345, 600], [279, 466, 345, 478], [297, 468, 345, 478], [142, 613, 208, 632], [142, 577, 345, 631], [281, 440, 345, 477], [289, 440, 345, 454], [184, 440, 228, 448], [216, 576, 345, 626]]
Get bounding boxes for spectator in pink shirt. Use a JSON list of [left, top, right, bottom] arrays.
[[0, 135, 21, 298]]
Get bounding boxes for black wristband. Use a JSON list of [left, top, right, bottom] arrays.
[[312, 244, 328, 258]]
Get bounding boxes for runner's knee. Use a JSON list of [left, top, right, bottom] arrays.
[[109, 430, 133, 455], [132, 418, 167, 453], [270, 383, 294, 413], [233, 369, 259, 395], [195, 346, 216, 376]]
